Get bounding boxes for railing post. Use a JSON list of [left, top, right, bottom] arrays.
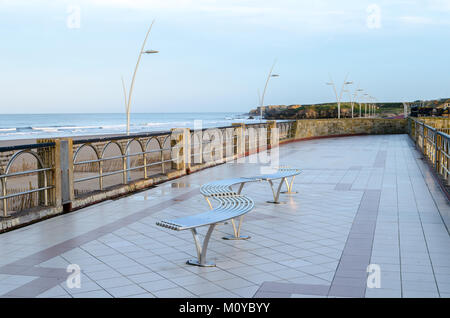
[[37, 139, 57, 208], [420, 123, 424, 152], [143, 150, 147, 179], [122, 148, 127, 184], [223, 127, 234, 161], [447, 140, 450, 185], [186, 129, 192, 170], [266, 120, 277, 148], [194, 130, 203, 165], [414, 121, 417, 144], [232, 123, 245, 159], [171, 128, 187, 171], [59, 138, 74, 210], [435, 132, 439, 172], [1, 178, 7, 217]]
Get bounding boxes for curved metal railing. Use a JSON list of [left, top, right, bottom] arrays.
[[0, 143, 55, 217], [72, 132, 175, 197], [408, 117, 450, 184], [0, 120, 296, 217]]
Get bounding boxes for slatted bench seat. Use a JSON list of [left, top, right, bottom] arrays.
[[254, 167, 302, 204], [199, 177, 261, 240], [200, 177, 261, 208], [200, 168, 301, 206], [199, 167, 301, 239], [156, 194, 254, 267]]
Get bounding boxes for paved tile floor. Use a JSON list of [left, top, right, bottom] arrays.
[[1, 134, 449, 298]]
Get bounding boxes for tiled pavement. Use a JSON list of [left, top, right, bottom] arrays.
[[0, 134, 449, 298]]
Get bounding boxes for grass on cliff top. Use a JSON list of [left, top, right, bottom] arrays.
[[267, 103, 404, 118]]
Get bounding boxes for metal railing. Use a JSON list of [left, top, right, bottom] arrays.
[[408, 117, 450, 184], [0, 142, 55, 217], [0, 121, 298, 218], [72, 131, 175, 197]]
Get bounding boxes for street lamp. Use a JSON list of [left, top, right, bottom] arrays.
[[326, 74, 353, 119], [355, 88, 364, 118], [122, 20, 159, 182], [259, 60, 279, 122], [363, 93, 369, 117], [343, 89, 356, 119], [369, 96, 377, 118], [122, 22, 159, 136]]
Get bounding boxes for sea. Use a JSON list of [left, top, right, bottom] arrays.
[[0, 112, 262, 141]]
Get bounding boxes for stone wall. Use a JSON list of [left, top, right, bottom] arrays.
[[415, 117, 450, 129], [292, 118, 407, 140]]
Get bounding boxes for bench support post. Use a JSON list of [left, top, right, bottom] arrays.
[[266, 178, 287, 204], [204, 196, 213, 209], [187, 225, 216, 267], [281, 176, 298, 194], [237, 183, 245, 194], [223, 215, 250, 240]]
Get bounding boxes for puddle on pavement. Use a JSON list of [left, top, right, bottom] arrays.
[[171, 182, 192, 188], [128, 193, 157, 201]]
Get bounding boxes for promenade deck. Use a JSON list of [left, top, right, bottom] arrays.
[[0, 134, 449, 298]]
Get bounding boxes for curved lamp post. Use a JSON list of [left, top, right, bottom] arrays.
[[122, 21, 159, 181], [326, 74, 353, 119], [259, 60, 279, 122], [370, 96, 377, 117], [355, 88, 364, 117], [343, 89, 356, 118], [123, 21, 159, 136], [363, 93, 369, 117]]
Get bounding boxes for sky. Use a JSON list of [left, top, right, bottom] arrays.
[[0, 0, 449, 114]]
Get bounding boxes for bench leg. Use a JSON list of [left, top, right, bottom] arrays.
[[187, 225, 216, 267], [204, 196, 213, 209], [281, 176, 298, 194], [203, 195, 229, 225], [223, 215, 251, 240], [237, 183, 245, 194], [266, 179, 286, 204]]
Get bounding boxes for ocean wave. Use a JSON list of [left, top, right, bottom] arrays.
[[32, 127, 59, 132], [0, 128, 16, 132], [15, 126, 33, 132], [57, 125, 100, 131], [99, 124, 126, 130], [144, 121, 190, 127]]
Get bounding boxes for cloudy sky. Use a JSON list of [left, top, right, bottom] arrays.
[[0, 0, 449, 113]]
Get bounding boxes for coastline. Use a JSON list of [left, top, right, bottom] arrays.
[[0, 112, 254, 145]]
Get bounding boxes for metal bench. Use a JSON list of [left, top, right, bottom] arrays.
[[156, 194, 254, 267], [254, 167, 302, 204], [199, 167, 301, 239], [200, 177, 261, 240]]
